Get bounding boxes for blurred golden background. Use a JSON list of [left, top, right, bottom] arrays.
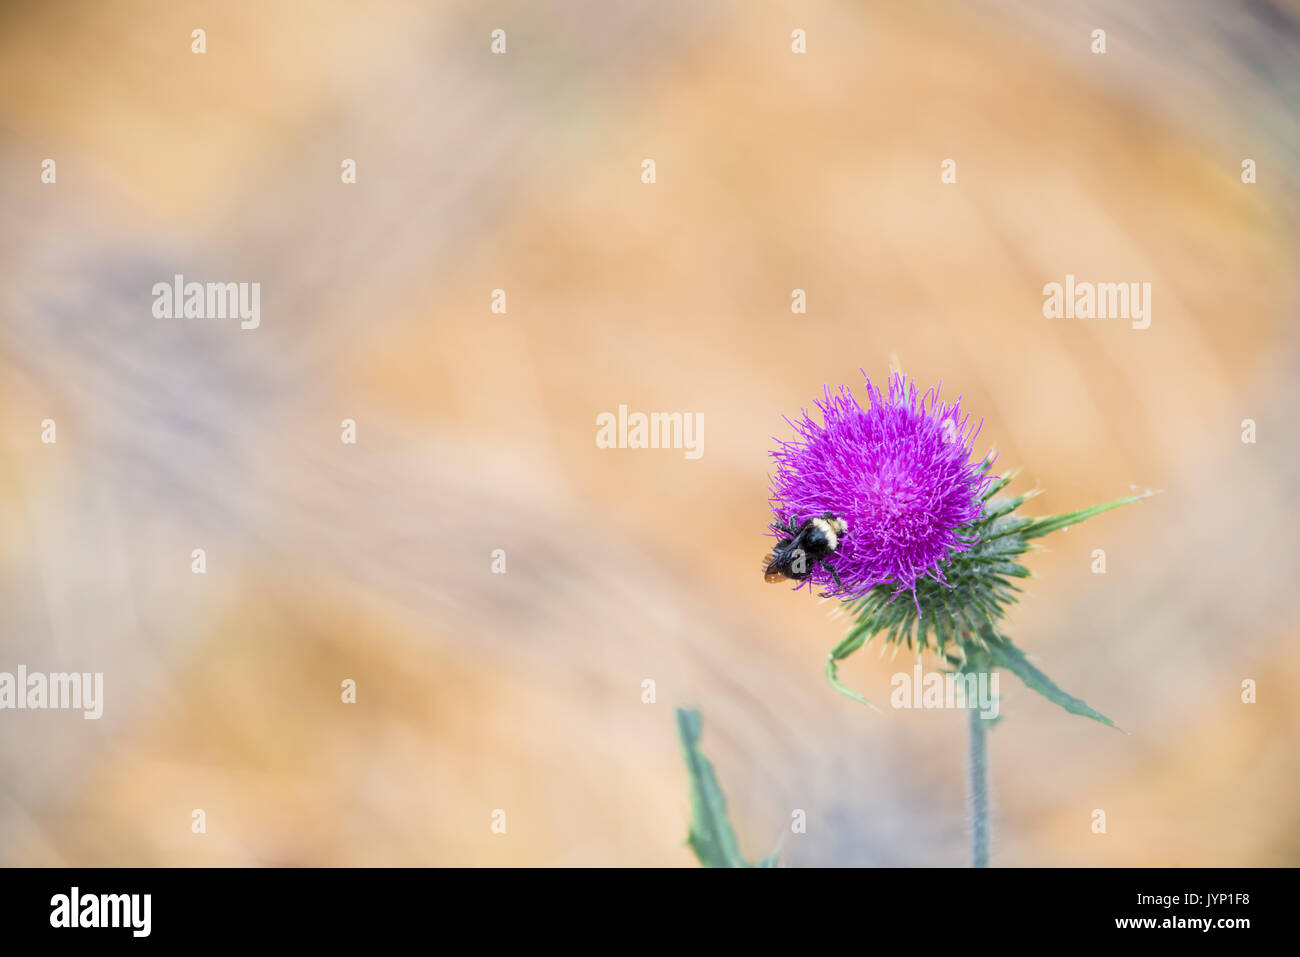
[[0, 0, 1297, 865]]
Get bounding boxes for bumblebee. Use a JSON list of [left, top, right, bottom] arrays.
[[763, 512, 848, 591]]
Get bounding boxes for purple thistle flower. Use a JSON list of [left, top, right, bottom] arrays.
[[768, 370, 992, 606]]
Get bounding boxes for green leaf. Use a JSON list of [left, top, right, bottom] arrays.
[[982, 633, 1125, 732], [825, 652, 880, 710], [1019, 491, 1152, 540], [824, 627, 881, 709], [676, 708, 780, 867]]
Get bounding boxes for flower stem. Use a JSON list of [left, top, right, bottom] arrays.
[[967, 704, 990, 867]]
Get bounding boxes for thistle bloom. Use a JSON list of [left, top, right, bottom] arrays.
[[769, 374, 1149, 870], [769, 371, 990, 605]]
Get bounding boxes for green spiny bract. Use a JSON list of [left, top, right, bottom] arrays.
[[826, 454, 1151, 727]]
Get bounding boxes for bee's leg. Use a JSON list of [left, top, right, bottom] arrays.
[[823, 560, 845, 593]]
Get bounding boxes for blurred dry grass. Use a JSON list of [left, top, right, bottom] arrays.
[[0, 0, 1297, 865]]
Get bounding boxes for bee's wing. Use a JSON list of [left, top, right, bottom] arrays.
[[782, 525, 813, 553], [763, 551, 787, 581], [763, 526, 810, 580]]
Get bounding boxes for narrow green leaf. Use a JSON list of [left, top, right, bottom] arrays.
[[977, 515, 1035, 540], [829, 623, 871, 661], [826, 653, 879, 710], [983, 637, 1125, 732], [676, 708, 781, 866], [980, 473, 1015, 500], [1019, 492, 1149, 540], [980, 494, 1028, 522]]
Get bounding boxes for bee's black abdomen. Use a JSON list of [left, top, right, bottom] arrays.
[[765, 539, 810, 580]]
